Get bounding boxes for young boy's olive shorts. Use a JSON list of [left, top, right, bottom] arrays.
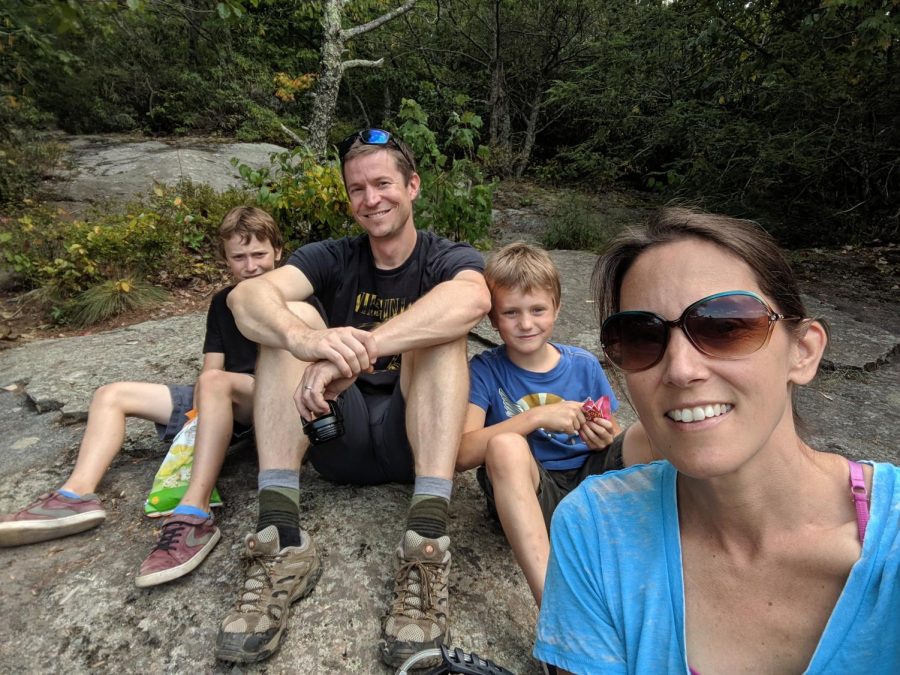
[[476, 433, 626, 532]]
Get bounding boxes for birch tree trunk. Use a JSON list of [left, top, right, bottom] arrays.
[[307, 0, 417, 158]]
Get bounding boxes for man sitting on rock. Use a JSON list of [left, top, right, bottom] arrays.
[[218, 129, 490, 666], [0, 206, 282, 589]]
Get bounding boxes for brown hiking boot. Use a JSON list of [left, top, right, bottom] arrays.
[[380, 530, 451, 667], [0, 491, 106, 546], [215, 525, 321, 664]]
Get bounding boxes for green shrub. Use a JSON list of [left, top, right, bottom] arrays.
[[67, 278, 170, 327], [541, 195, 622, 252], [396, 98, 495, 247], [236, 103, 287, 143], [0, 96, 64, 206], [0, 180, 255, 324], [234, 147, 356, 248]]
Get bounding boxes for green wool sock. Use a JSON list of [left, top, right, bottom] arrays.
[[257, 487, 302, 547], [406, 495, 450, 539]]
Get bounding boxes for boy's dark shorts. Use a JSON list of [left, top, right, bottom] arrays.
[[155, 384, 252, 444], [476, 433, 626, 532], [305, 381, 415, 485]]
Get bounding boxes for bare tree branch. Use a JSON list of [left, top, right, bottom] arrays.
[[342, 57, 384, 71], [342, 0, 417, 40], [280, 124, 303, 146]]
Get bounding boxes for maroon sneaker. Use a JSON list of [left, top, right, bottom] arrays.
[[0, 491, 106, 547], [135, 513, 221, 588]]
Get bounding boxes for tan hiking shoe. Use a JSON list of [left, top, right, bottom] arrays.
[[380, 530, 451, 667], [215, 526, 321, 663]]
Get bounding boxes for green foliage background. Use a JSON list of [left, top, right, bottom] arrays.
[[2, 0, 898, 246], [0, 181, 251, 322]]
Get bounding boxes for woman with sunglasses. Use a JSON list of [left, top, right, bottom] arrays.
[[533, 208, 899, 674]]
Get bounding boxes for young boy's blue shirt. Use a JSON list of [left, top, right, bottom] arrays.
[[468, 343, 618, 471]]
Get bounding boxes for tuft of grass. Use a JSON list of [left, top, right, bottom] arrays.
[[68, 278, 169, 327], [542, 195, 610, 251]]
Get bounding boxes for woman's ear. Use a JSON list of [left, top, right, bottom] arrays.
[[789, 320, 828, 386]]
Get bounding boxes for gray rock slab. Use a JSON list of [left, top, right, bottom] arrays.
[[0, 322, 539, 673], [796, 359, 900, 465], [0, 390, 539, 674], [804, 296, 899, 371], [43, 135, 287, 204], [0, 247, 896, 673], [0, 314, 205, 418]]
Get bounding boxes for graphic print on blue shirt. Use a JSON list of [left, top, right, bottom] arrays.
[[498, 387, 583, 448]]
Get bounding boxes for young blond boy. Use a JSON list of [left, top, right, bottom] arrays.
[[0, 206, 282, 587], [456, 242, 622, 606]]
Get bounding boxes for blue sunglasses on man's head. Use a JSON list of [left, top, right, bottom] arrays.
[[337, 128, 414, 169]]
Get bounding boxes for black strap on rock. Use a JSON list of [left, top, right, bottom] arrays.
[[423, 645, 514, 675]]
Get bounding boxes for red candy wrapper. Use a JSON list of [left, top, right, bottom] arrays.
[[582, 396, 611, 421]]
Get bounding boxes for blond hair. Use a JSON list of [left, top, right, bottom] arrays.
[[485, 242, 561, 307]]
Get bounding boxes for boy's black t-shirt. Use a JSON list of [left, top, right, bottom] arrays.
[[287, 230, 484, 387], [202, 286, 258, 375]]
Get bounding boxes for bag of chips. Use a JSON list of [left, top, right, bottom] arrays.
[[144, 412, 223, 517]]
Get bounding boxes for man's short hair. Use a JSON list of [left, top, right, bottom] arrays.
[[484, 242, 561, 307], [341, 134, 417, 186], [218, 207, 283, 258]]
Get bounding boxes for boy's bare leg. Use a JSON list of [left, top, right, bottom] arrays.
[[179, 371, 255, 512], [485, 432, 547, 605], [137, 372, 254, 588], [63, 382, 174, 495], [401, 336, 469, 480]]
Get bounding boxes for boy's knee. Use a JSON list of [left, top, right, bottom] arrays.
[[91, 381, 126, 408], [485, 433, 531, 476], [197, 368, 230, 389], [195, 368, 230, 394]]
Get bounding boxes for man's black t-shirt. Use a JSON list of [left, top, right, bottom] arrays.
[[287, 230, 484, 387], [202, 286, 257, 375]]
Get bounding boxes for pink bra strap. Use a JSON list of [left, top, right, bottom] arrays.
[[848, 460, 869, 544]]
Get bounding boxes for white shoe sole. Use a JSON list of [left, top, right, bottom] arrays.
[[134, 528, 221, 588], [0, 511, 106, 547]]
